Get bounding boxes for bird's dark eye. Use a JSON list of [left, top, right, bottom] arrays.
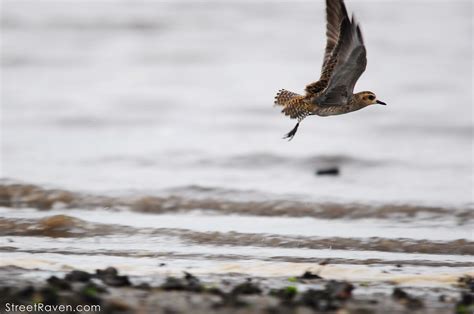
[[368, 95, 375, 101]]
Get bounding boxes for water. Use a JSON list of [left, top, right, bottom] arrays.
[[0, 0, 473, 290]]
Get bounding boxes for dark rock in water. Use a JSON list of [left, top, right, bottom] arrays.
[[392, 287, 424, 310], [298, 270, 322, 280], [231, 279, 262, 295], [316, 167, 340, 176], [161, 272, 203, 292], [96, 267, 130, 287], [65, 270, 92, 282], [47, 276, 71, 290]]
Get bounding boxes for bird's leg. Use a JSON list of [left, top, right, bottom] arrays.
[[283, 122, 300, 141]]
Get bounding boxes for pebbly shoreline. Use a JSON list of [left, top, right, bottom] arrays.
[[1, 267, 473, 314]]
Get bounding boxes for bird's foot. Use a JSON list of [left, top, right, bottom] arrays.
[[282, 122, 300, 141]]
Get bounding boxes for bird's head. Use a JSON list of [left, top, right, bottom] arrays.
[[357, 91, 387, 106]]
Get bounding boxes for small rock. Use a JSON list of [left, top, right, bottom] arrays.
[[270, 286, 297, 303], [316, 167, 340, 176], [47, 276, 71, 290], [326, 280, 354, 300], [300, 289, 338, 311], [96, 267, 118, 278], [393, 287, 408, 299], [160, 272, 203, 292], [298, 280, 353, 311], [102, 275, 131, 287], [80, 283, 105, 304], [65, 270, 92, 282], [231, 279, 262, 295], [161, 277, 186, 290], [96, 267, 130, 287], [298, 271, 323, 280], [392, 287, 424, 310]]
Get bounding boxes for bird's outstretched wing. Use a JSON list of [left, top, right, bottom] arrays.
[[305, 0, 349, 95], [316, 15, 366, 106], [322, 0, 348, 71], [305, 0, 367, 106]]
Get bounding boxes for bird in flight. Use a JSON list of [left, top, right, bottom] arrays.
[[274, 0, 386, 140]]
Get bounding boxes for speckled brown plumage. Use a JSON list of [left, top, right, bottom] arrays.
[[274, 0, 386, 140]]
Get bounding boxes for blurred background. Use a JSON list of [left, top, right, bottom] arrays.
[[0, 0, 473, 289]]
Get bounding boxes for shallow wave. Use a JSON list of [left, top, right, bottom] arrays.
[[1, 215, 473, 256], [1, 181, 472, 221], [0, 215, 123, 238], [2, 247, 472, 268], [161, 229, 474, 256]]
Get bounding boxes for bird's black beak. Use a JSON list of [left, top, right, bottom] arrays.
[[376, 100, 387, 106]]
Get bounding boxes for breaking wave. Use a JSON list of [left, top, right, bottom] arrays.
[[0, 182, 472, 221]]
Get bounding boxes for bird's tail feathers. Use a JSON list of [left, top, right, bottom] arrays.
[[274, 89, 301, 106], [281, 100, 314, 121], [274, 89, 313, 121]]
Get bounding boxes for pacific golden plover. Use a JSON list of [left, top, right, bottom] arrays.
[[274, 0, 387, 140]]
